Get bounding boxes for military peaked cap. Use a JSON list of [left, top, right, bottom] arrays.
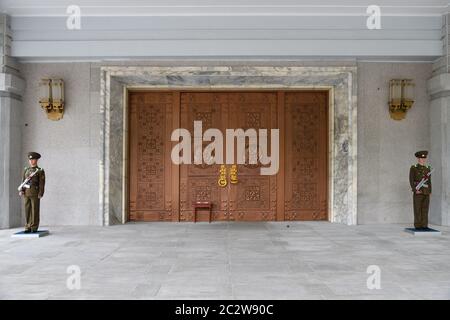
[[28, 152, 41, 160], [414, 150, 428, 158]]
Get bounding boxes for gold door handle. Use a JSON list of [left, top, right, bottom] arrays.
[[230, 164, 238, 184], [218, 165, 228, 187]]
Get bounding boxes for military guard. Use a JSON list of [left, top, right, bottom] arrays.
[[18, 152, 45, 233], [409, 151, 432, 230]]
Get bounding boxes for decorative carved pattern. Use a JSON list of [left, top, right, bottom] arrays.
[[285, 92, 328, 220], [195, 112, 213, 129], [129, 91, 327, 222], [135, 101, 166, 210], [291, 182, 318, 209], [245, 186, 261, 201], [183, 93, 226, 177], [292, 107, 319, 154], [245, 112, 261, 129], [229, 92, 275, 175], [293, 158, 318, 180], [136, 183, 164, 210], [183, 177, 222, 220], [228, 92, 277, 220], [194, 186, 212, 202], [129, 92, 174, 221], [236, 178, 269, 210], [180, 93, 228, 221], [137, 158, 163, 182]]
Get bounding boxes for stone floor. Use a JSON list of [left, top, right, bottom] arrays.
[[0, 222, 449, 300]]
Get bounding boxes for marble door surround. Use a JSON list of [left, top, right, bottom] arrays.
[[99, 66, 357, 226]]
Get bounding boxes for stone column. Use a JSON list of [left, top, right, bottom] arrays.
[[0, 14, 25, 229], [428, 75, 450, 226], [427, 13, 450, 226]]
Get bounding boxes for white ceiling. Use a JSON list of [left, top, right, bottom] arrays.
[[1, 0, 448, 16], [2, 0, 446, 61]]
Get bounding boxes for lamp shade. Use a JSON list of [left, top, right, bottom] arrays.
[[402, 79, 415, 101], [389, 79, 402, 104], [39, 79, 51, 103], [51, 79, 64, 102]]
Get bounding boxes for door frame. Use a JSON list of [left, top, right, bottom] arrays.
[[125, 87, 333, 223]]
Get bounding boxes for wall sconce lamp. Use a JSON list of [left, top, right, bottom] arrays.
[[39, 79, 65, 121], [388, 79, 415, 120]]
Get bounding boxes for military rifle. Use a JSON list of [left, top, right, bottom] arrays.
[[18, 168, 41, 192], [415, 168, 434, 191]]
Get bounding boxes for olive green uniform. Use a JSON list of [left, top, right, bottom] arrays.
[[21, 166, 45, 232], [409, 164, 431, 229]]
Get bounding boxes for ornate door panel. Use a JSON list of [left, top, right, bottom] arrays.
[[129, 90, 328, 222], [284, 92, 328, 220], [179, 92, 229, 221], [227, 92, 278, 221], [128, 92, 176, 221]]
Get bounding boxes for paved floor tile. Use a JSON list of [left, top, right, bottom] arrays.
[[0, 222, 449, 299]]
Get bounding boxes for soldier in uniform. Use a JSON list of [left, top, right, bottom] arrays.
[[19, 152, 45, 233], [409, 151, 432, 230]]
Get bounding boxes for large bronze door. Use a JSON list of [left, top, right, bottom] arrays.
[[128, 90, 328, 222]]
